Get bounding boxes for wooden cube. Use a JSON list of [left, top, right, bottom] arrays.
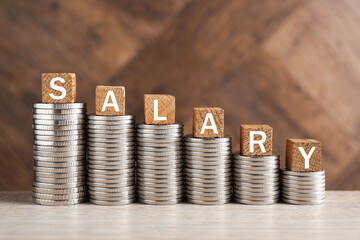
[[286, 139, 322, 171], [41, 73, 76, 103], [144, 94, 175, 124], [193, 107, 224, 138], [95, 86, 125, 115], [240, 125, 273, 156]]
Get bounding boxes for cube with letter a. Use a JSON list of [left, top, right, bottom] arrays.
[[144, 94, 175, 124], [240, 124, 273, 156], [95, 86, 125, 115], [193, 107, 224, 138], [286, 139, 322, 171], [41, 73, 76, 103]]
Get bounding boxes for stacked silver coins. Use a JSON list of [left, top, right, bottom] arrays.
[[87, 115, 136, 205], [234, 155, 280, 205], [185, 136, 232, 205], [136, 123, 184, 204], [281, 169, 325, 205], [32, 103, 87, 206]]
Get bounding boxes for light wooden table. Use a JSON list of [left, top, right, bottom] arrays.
[[0, 191, 359, 240]]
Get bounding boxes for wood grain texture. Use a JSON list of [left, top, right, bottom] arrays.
[[0, 191, 359, 240], [95, 86, 125, 115], [286, 139, 322, 171], [41, 73, 76, 103], [240, 124, 273, 156], [193, 107, 224, 138], [144, 94, 175, 124], [1, 0, 360, 190]]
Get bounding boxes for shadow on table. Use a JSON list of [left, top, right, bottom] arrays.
[[0, 191, 33, 205]]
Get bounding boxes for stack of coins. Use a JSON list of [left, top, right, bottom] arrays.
[[233, 155, 280, 205], [281, 169, 325, 205], [184, 136, 232, 205], [136, 123, 184, 204], [32, 103, 87, 206], [87, 115, 136, 205]]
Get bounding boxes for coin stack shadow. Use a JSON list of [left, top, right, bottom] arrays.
[[184, 136, 232, 205], [233, 155, 280, 205], [136, 123, 184, 204], [87, 115, 136, 205], [32, 103, 87, 206], [281, 169, 325, 205]]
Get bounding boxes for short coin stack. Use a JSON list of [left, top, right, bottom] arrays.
[[281, 169, 325, 205], [233, 155, 280, 205], [185, 136, 232, 205], [136, 123, 184, 204], [32, 103, 87, 206], [87, 115, 136, 205]]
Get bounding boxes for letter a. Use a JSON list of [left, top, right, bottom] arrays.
[[102, 91, 120, 112], [200, 113, 218, 134]]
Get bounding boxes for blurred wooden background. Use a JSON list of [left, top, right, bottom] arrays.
[[1, 0, 360, 190]]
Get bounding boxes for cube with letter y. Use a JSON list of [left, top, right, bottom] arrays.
[[286, 139, 322, 171], [41, 73, 76, 103], [240, 124, 273, 156], [96, 86, 125, 115], [193, 107, 224, 138], [144, 94, 175, 124]]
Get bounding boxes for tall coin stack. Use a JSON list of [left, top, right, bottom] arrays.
[[136, 123, 184, 204], [87, 115, 136, 205], [185, 136, 232, 205], [281, 170, 325, 205], [233, 155, 280, 205], [32, 103, 87, 206]]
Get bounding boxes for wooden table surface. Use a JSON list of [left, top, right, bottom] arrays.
[[0, 191, 359, 240]]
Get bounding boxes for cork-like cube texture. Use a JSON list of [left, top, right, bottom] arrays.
[[41, 73, 76, 103], [144, 94, 175, 124], [193, 107, 224, 138], [240, 125, 273, 156], [96, 86, 125, 115], [286, 139, 322, 172]]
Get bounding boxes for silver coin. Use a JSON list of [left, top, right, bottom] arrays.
[[33, 108, 86, 114], [235, 185, 279, 193], [235, 165, 279, 172], [89, 198, 135, 205], [87, 177, 135, 184], [138, 181, 183, 188], [187, 198, 230, 205], [234, 172, 279, 180], [281, 169, 325, 177], [137, 151, 183, 157], [87, 120, 134, 127], [32, 186, 86, 194], [88, 138, 135, 144], [281, 178, 324, 186], [33, 114, 86, 120], [235, 190, 280, 197], [88, 186, 134, 193], [136, 155, 183, 161], [33, 197, 86, 206], [185, 172, 230, 179], [34, 160, 85, 168], [34, 171, 85, 178], [137, 146, 183, 152], [185, 135, 231, 143], [34, 129, 86, 136], [137, 133, 184, 139], [138, 177, 183, 184], [87, 160, 134, 166], [34, 145, 86, 152], [136, 141, 183, 147], [137, 159, 182, 166], [33, 155, 85, 162], [136, 129, 183, 134], [236, 193, 279, 201], [35, 176, 86, 184], [137, 172, 183, 179], [137, 167, 182, 174], [137, 123, 183, 129], [34, 150, 85, 158], [88, 133, 135, 140], [138, 190, 183, 198], [234, 177, 279, 185], [88, 146, 135, 152], [33, 103, 86, 109], [88, 115, 134, 120], [87, 164, 134, 170], [186, 180, 231, 187], [234, 154, 280, 161], [184, 158, 231, 165], [34, 135, 85, 141], [89, 193, 135, 200], [34, 164, 86, 173], [136, 137, 183, 144], [138, 198, 182, 205], [88, 168, 135, 175], [185, 168, 231, 174], [87, 173, 135, 180], [33, 124, 85, 131], [184, 142, 231, 148], [186, 176, 231, 184], [234, 160, 279, 167], [34, 119, 86, 125], [88, 155, 135, 161], [235, 198, 278, 205], [34, 140, 86, 147], [87, 182, 135, 188], [88, 186, 135, 194], [185, 146, 231, 152], [281, 191, 325, 200], [87, 141, 136, 148], [33, 192, 86, 200], [186, 190, 231, 199], [138, 185, 183, 193], [281, 183, 325, 191], [281, 174, 325, 181], [186, 151, 231, 157], [282, 197, 324, 205], [186, 185, 231, 192], [186, 193, 231, 202], [185, 155, 232, 161], [186, 163, 231, 170], [137, 163, 182, 171], [235, 181, 279, 188], [234, 168, 279, 175], [33, 181, 85, 189], [88, 152, 135, 157]]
